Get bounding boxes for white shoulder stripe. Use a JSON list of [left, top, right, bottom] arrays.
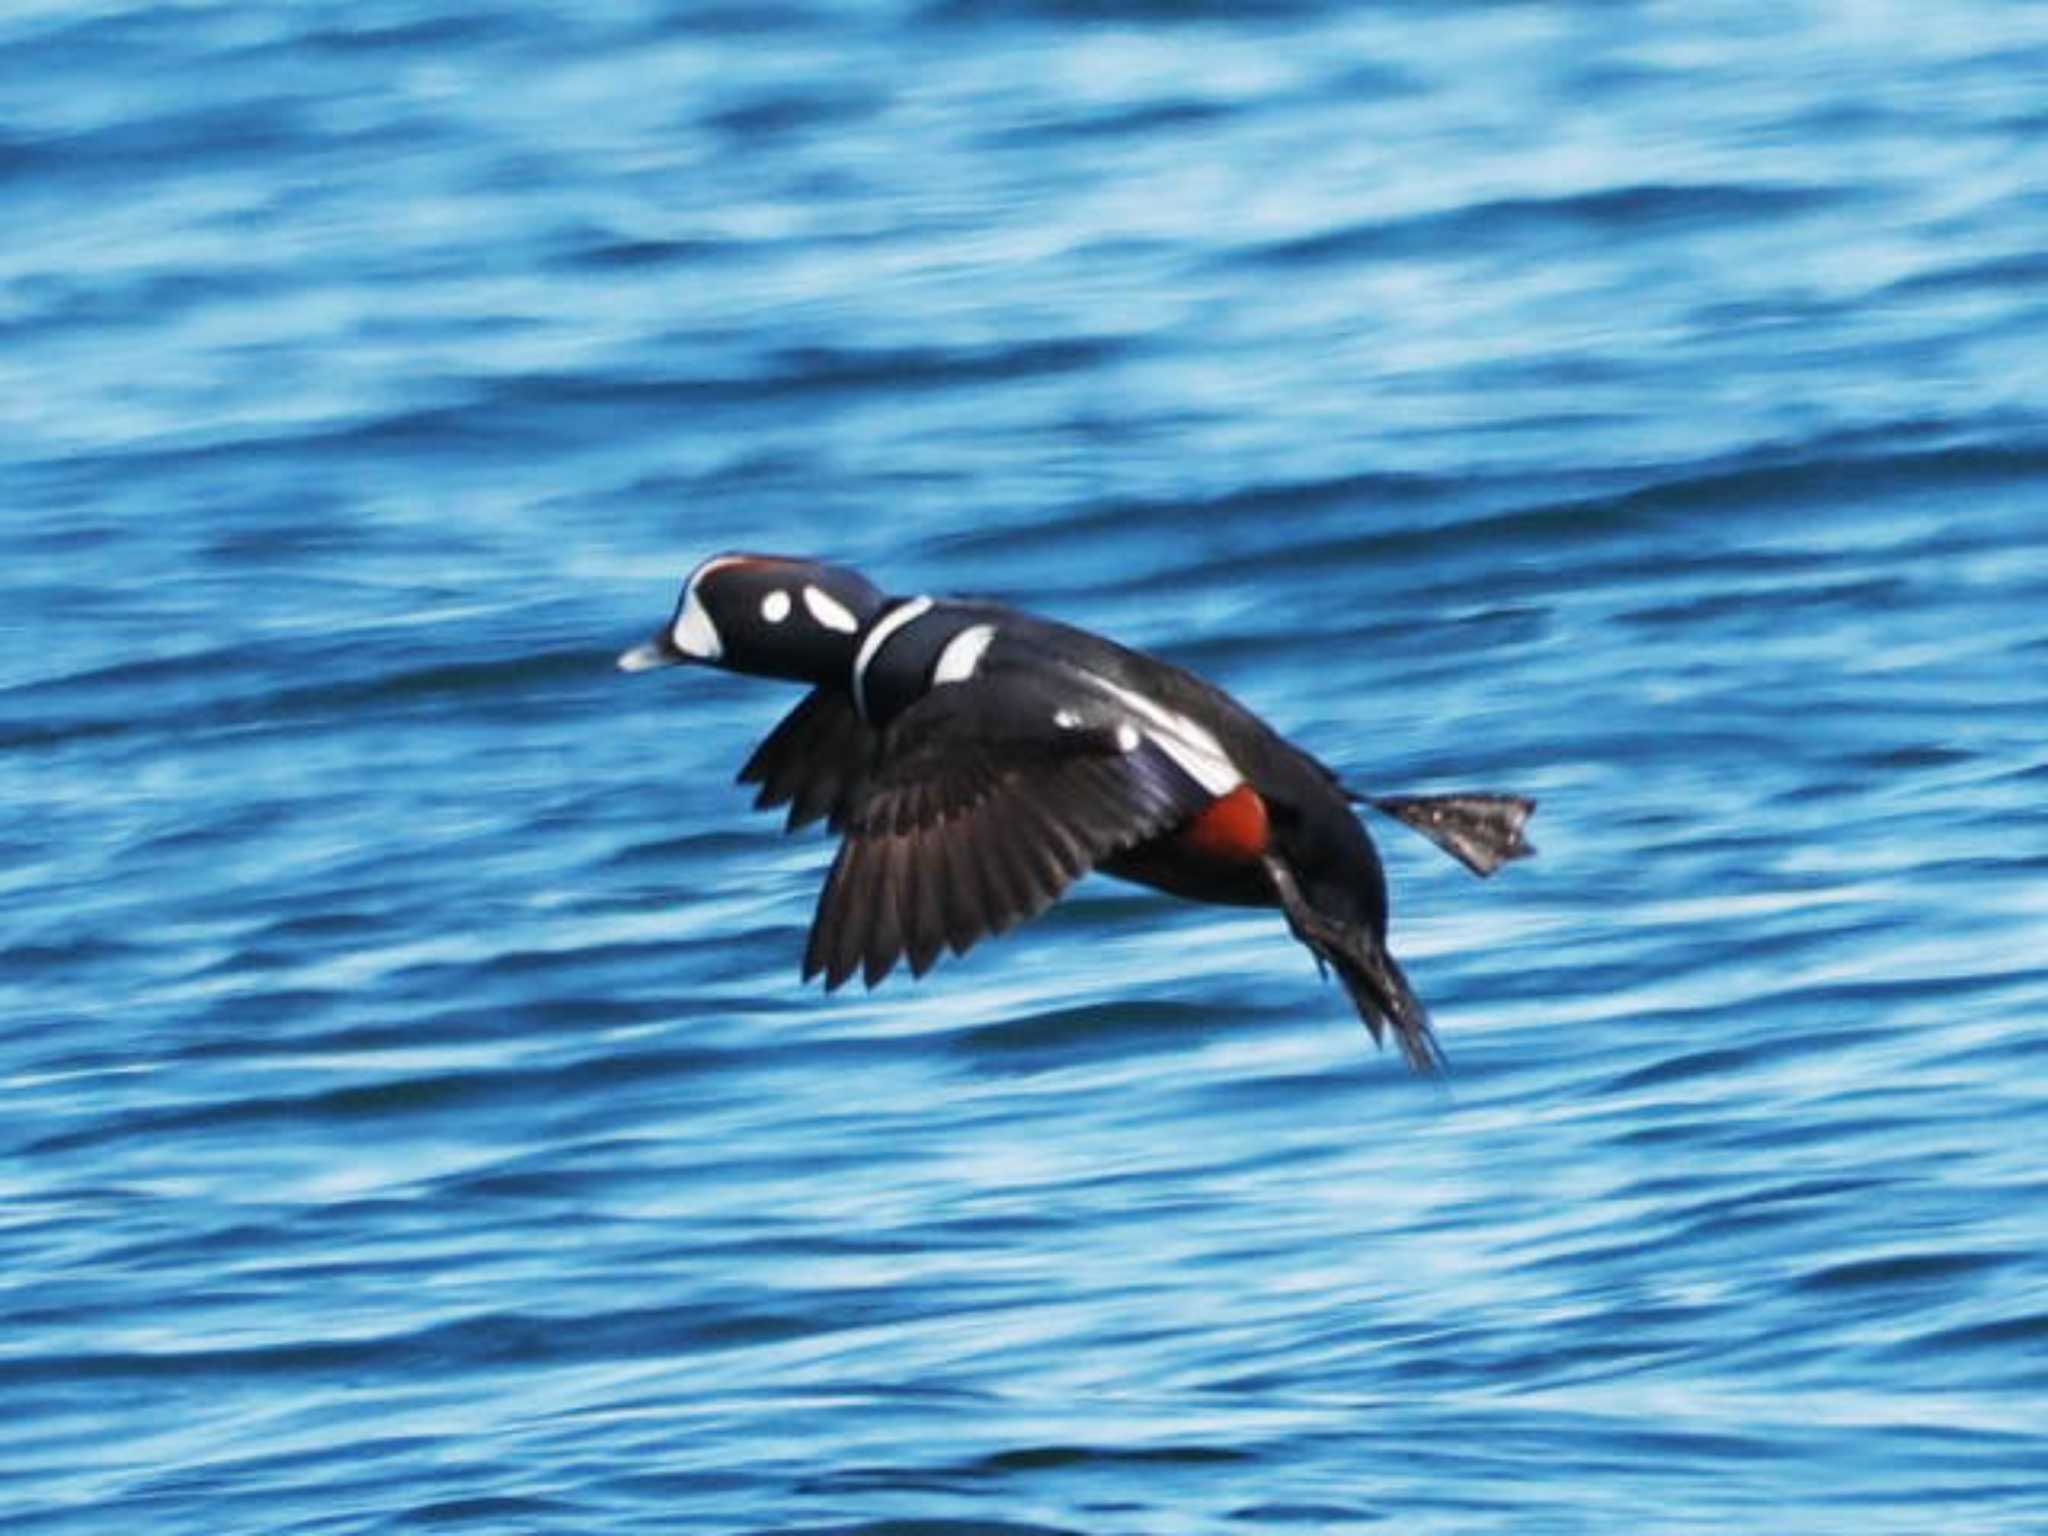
[[931, 623, 997, 686], [852, 596, 934, 720]]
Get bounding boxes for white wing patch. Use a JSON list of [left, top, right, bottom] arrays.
[[1087, 676, 1243, 796], [931, 623, 997, 686]]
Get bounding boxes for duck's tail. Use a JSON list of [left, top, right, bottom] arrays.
[[1263, 855, 1444, 1076]]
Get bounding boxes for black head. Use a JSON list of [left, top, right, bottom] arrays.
[[618, 553, 888, 684]]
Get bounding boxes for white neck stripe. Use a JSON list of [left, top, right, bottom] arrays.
[[852, 596, 934, 720]]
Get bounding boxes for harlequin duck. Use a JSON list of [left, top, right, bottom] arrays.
[[619, 553, 1534, 1073]]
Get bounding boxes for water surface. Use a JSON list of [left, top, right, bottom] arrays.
[[4, 3, 2047, 1532]]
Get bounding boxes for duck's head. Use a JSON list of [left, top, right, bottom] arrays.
[[618, 553, 887, 684]]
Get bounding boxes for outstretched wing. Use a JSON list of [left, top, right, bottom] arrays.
[[737, 686, 877, 833], [800, 675, 1215, 990]]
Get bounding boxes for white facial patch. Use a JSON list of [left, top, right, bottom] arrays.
[[671, 581, 723, 660], [803, 585, 859, 634], [760, 589, 792, 623], [1053, 709, 1082, 730], [1088, 676, 1242, 795], [931, 623, 996, 686], [1115, 722, 1140, 752]]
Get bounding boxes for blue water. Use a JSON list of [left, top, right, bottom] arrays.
[[5, 3, 2047, 1531]]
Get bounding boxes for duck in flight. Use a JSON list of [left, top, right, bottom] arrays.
[[620, 554, 1534, 1073]]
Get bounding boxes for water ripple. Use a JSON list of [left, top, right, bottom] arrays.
[[4, 1, 2046, 1533]]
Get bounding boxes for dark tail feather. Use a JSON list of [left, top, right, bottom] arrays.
[[1362, 792, 1535, 878], [1263, 856, 1445, 1076]]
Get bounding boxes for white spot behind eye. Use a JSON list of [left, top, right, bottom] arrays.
[[932, 623, 996, 686], [804, 585, 859, 633], [1053, 709, 1082, 729], [1115, 723, 1140, 752], [761, 589, 792, 623]]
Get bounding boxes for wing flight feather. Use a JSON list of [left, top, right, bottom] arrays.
[[795, 675, 1215, 989]]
